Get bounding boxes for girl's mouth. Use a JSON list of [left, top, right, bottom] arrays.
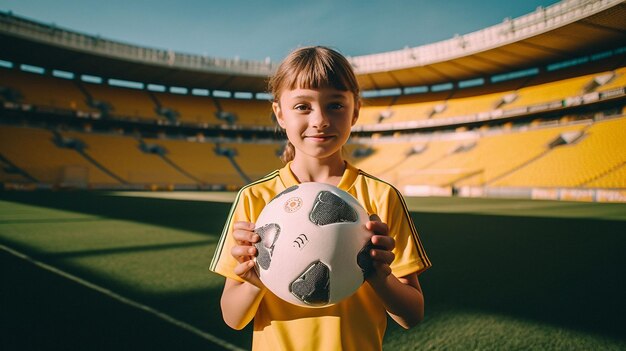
[[305, 134, 335, 142]]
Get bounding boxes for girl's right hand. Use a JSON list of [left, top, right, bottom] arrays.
[[230, 221, 263, 287]]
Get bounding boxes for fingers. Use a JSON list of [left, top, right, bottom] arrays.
[[231, 244, 257, 261], [370, 245, 395, 265], [233, 260, 256, 276], [231, 221, 259, 263], [233, 221, 259, 244], [368, 234, 395, 279], [230, 221, 264, 286], [366, 247, 394, 282], [371, 234, 395, 251], [365, 214, 395, 280], [366, 215, 388, 236]]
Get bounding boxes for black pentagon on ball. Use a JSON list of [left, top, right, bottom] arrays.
[[254, 223, 281, 270], [309, 190, 358, 226], [290, 260, 330, 306], [357, 241, 376, 279]]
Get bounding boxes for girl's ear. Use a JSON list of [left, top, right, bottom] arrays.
[[273, 101, 286, 128], [351, 100, 361, 126]]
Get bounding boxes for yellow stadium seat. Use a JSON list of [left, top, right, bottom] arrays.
[[82, 83, 159, 120], [0, 69, 96, 112], [144, 137, 246, 186], [0, 125, 120, 186], [221, 142, 284, 181], [216, 98, 273, 127], [492, 117, 626, 187], [151, 92, 218, 124], [62, 131, 195, 186]]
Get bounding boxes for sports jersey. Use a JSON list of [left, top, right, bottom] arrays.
[[210, 162, 431, 351]]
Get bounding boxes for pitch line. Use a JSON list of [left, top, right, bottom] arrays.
[[0, 244, 245, 351]]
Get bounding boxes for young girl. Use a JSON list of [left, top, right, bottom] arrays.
[[210, 46, 431, 350]]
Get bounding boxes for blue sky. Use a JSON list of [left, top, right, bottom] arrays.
[[1, 0, 560, 62]]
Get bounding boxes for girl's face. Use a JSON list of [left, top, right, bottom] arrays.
[[273, 87, 359, 162]]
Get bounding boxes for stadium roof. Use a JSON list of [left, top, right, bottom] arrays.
[[0, 0, 625, 93]]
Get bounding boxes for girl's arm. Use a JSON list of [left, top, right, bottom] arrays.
[[366, 216, 425, 329], [220, 221, 265, 330], [221, 277, 265, 330], [368, 270, 424, 329]]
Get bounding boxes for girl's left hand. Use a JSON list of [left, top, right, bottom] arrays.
[[365, 214, 395, 281]]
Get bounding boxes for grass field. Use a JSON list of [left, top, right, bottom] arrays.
[[1, 191, 625, 350]]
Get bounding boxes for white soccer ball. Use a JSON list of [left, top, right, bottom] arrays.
[[254, 182, 373, 308]]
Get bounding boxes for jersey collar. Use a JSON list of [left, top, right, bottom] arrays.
[[279, 161, 359, 191]]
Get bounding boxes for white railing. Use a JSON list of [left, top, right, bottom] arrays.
[[0, 11, 278, 76], [348, 0, 622, 73]]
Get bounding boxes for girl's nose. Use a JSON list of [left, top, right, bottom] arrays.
[[310, 110, 330, 129]]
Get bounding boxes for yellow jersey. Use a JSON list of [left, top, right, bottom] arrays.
[[210, 162, 431, 351]]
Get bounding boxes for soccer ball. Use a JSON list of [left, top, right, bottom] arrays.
[[254, 182, 373, 308]]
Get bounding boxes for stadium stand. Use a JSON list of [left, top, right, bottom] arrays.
[[417, 123, 589, 188], [350, 118, 624, 191], [0, 165, 29, 184], [594, 67, 626, 91], [141, 137, 245, 187], [214, 97, 274, 127], [0, 152, 33, 184], [351, 140, 415, 178], [0, 125, 120, 187], [354, 67, 625, 127], [435, 91, 509, 120], [492, 116, 626, 188], [381, 138, 478, 187], [80, 82, 160, 120], [387, 100, 443, 123], [0, 1, 624, 202], [503, 73, 604, 109], [60, 131, 195, 186], [585, 161, 626, 188], [357, 96, 396, 125], [1, 68, 96, 112], [150, 92, 218, 125], [221, 141, 290, 181]]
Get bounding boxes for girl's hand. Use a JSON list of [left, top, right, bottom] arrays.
[[230, 221, 263, 287], [365, 214, 395, 282]]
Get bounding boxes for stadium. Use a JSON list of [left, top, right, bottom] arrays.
[[1, 0, 625, 349]]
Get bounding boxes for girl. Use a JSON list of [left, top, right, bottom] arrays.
[[210, 46, 431, 350]]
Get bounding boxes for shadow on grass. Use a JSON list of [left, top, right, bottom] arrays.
[[1, 249, 251, 351], [0, 191, 250, 349], [0, 191, 232, 236], [413, 212, 626, 340]]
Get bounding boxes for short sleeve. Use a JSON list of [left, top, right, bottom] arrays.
[[382, 187, 432, 278], [209, 188, 252, 282]]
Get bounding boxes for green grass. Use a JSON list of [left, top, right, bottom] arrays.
[[1, 191, 625, 350]]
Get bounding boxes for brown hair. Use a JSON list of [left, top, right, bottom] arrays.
[[268, 46, 360, 163]]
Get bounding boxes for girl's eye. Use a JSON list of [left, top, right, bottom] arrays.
[[329, 103, 344, 110], [294, 104, 310, 111]]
